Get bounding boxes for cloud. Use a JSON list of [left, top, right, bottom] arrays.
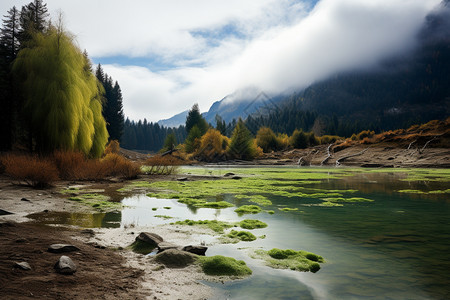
[[0, 0, 441, 122]]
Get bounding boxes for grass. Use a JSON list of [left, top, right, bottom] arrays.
[[67, 193, 120, 211], [252, 248, 324, 273], [197, 255, 252, 276]]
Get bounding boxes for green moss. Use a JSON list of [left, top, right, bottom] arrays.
[[67, 193, 120, 211], [267, 210, 275, 214], [235, 205, 262, 215], [195, 201, 234, 209], [172, 219, 233, 233], [198, 255, 252, 276], [253, 248, 324, 273], [227, 230, 257, 242], [319, 201, 343, 207], [397, 189, 450, 194], [321, 197, 373, 203], [129, 240, 156, 255], [163, 206, 172, 209], [279, 207, 299, 212], [154, 215, 173, 219], [239, 195, 272, 206], [239, 219, 268, 229], [152, 207, 157, 211]]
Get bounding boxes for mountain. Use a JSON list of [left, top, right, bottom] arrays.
[[157, 110, 188, 128]]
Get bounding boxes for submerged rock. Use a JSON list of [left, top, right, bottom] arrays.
[[157, 241, 180, 253], [153, 249, 197, 268], [48, 244, 80, 253], [54, 256, 77, 274], [0, 209, 13, 216], [136, 232, 163, 245]]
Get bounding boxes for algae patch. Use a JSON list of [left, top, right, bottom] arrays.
[[235, 205, 262, 215], [172, 219, 234, 233], [239, 219, 267, 229], [252, 248, 324, 273], [226, 230, 257, 243], [198, 255, 252, 276]]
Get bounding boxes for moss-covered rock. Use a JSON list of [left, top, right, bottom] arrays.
[[239, 219, 268, 229], [227, 230, 257, 242], [234, 205, 262, 215], [198, 255, 252, 276], [153, 249, 197, 268], [129, 239, 156, 255], [252, 248, 324, 273]]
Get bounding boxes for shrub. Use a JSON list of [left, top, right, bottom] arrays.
[[195, 129, 229, 162], [101, 153, 141, 179], [2, 154, 59, 188], [104, 140, 120, 155], [143, 155, 182, 175], [356, 130, 375, 140], [290, 129, 308, 149], [319, 135, 340, 144], [53, 150, 89, 180], [256, 127, 280, 152]]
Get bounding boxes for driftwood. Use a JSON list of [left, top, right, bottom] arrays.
[[407, 140, 417, 150], [419, 135, 439, 154], [336, 146, 370, 166], [320, 143, 334, 166], [161, 148, 178, 156]]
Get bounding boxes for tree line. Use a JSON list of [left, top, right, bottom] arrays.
[[0, 0, 124, 157]]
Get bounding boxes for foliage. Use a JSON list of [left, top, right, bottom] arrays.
[[227, 119, 260, 160], [195, 128, 229, 162], [12, 26, 108, 156], [198, 255, 252, 276], [290, 129, 308, 149], [256, 127, 282, 152], [161, 132, 177, 152], [104, 140, 120, 155], [184, 125, 202, 153], [143, 155, 182, 175], [101, 153, 141, 179], [1, 153, 59, 187]]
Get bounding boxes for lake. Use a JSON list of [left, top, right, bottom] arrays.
[[30, 167, 450, 299]]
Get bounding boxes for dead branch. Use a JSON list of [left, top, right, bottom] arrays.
[[320, 143, 334, 166], [336, 146, 370, 166]]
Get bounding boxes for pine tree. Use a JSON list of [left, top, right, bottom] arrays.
[[110, 81, 124, 141], [227, 118, 257, 160], [0, 6, 20, 62], [18, 0, 49, 46], [185, 103, 208, 135]]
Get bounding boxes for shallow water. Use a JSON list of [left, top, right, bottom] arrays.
[[29, 167, 450, 299]]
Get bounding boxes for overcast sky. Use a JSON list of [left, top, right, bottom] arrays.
[[1, 0, 441, 122]]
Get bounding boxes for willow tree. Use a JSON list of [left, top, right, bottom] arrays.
[[12, 25, 108, 157]]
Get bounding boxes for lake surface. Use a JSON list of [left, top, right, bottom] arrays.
[[30, 167, 450, 299]]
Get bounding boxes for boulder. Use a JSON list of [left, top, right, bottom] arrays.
[[136, 232, 164, 245], [153, 249, 197, 268], [157, 241, 180, 253], [48, 244, 80, 253], [54, 256, 77, 275], [14, 262, 31, 270], [182, 245, 208, 256]]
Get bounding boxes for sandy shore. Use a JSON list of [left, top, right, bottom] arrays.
[[0, 177, 217, 300]]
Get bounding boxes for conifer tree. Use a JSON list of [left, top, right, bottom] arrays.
[[185, 103, 208, 135], [18, 0, 49, 45], [0, 6, 20, 62], [227, 118, 258, 160]]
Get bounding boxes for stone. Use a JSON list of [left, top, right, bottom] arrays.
[[54, 256, 77, 274], [0, 209, 13, 216], [153, 249, 197, 268], [14, 262, 31, 270], [182, 245, 208, 256], [48, 244, 80, 253], [21, 197, 31, 202], [231, 175, 242, 180], [223, 172, 235, 177], [157, 241, 180, 253], [176, 177, 188, 181], [136, 232, 164, 245]]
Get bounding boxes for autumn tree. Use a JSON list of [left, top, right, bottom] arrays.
[[12, 24, 108, 156]]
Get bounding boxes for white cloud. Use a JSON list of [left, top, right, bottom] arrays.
[[0, 0, 442, 122]]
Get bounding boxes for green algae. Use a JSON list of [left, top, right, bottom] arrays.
[[235, 205, 262, 215], [252, 248, 324, 273], [267, 210, 275, 214], [397, 189, 450, 194], [154, 215, 173, 219], [227, 230, 257, 242], [239, 219, 268, 229], [198, 255, 252, 276], [321, 197, 373, 203], [235, 195, 272, 206], [172, 219, 234, 233], [68, 193, 120, 211], [279, 207, 299, 212], [196, 201, 234, 209]]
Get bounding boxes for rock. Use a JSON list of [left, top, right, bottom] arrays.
[[157, 241, 180, 253], [136, 232, 164, 245], [80, 229, 95, 236], [20, 197, 31, 202], [153, 249, 197, 268], [14, 262, 31, 270], [223, 172, 235, 177], [54, 256, 77, 274], [0, 209, 13, 216], [182, 245, 208, 256], [48, 244, 80, 253], [176, 177, 188, 181], [231, 175, 242, 180]]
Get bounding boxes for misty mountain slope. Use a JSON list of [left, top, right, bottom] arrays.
[[247, 2, 450, 136]]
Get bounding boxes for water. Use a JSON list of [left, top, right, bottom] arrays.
[[29, 168, 450, 299]]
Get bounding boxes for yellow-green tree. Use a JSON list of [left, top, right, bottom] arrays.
[[12, 26, 108, 157], [227, 118, 260, 160]]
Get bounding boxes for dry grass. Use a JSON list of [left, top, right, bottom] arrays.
[[104, 140, 120, 155], [101, 153, 141, 179], [1, 154, 59, 188], [143, 155, 182, 175]]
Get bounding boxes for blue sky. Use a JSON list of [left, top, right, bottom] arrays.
[[1, 0, 441, 122]]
